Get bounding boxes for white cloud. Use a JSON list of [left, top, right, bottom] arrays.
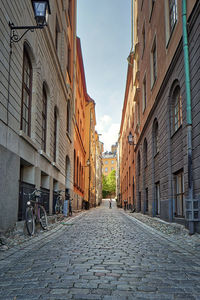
[[96, 115, 119, 152]]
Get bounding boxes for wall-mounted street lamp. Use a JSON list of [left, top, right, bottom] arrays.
[[83, 159, 90, 168], [9, 0, 51, 44], [127, 132, 134, 145]]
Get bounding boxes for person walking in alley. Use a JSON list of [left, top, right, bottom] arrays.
[[109, 198, 112, 209]]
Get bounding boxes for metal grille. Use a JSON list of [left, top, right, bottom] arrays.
[[18, 182, 35, 221]]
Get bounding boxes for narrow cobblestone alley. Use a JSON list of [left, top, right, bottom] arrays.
[[0, 200, 200, 300]]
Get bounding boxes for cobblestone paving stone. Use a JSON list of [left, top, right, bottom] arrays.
[[0, 200, 200, 300]]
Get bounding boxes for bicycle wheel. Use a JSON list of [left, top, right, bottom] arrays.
[[25, 206, 35, 236], [39, 205, 48, 230], [55, 202, 60, 214]]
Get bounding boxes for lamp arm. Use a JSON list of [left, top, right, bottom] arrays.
[[9, 22, 44, 44]]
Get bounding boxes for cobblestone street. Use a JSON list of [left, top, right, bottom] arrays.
[[0, 200, 200, 300]]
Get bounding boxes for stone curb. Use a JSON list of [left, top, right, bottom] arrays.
[[0, 211, 87, 262], [121, 210, 200, 261]]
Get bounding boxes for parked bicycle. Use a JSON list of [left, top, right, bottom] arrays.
[[54, 190, 65, 214], [25, 189, 48, 236]]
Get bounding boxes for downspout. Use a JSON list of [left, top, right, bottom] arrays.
[[182, 0, 194, 234]]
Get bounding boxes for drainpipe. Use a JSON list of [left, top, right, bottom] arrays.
[[182, 0, 194, 234]]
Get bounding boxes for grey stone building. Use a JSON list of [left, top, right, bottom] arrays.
[[120, 0, 200, 233], [0, 0, 77, 232], [134, 0, 200, 233]]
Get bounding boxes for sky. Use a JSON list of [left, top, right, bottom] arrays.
[[77, 0, 131, 152]]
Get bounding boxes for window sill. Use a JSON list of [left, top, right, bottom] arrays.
[[154, 151, 159, 158], [19, 131, 38, 151], [151, 78, 157, 91], [39, 150, 52, 163], [166, 21, 177, 49], [52, 161, 60, 171], [171, 124, 182, 139], [66, 131, 72, 143]]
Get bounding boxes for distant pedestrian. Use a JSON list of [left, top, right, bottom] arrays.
[[109, 198, 112, 209]]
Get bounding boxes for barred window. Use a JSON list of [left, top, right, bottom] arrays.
[[21, 48, 32, 136]]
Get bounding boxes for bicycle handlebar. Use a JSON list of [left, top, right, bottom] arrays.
[[23, 189, 41, 198]]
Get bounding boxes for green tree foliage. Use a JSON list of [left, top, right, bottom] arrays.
[[102, 170, 116, 198]]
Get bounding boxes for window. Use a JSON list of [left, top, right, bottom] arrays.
[[143, 138, 148, 167], [146, 188, 148, 212], [66, 101, 70, 134], [67, 42, 71, 81], [138, 152, 141, 176], [111, 167, 114, 171], [150, 0, 156, 19], [21, 47, 32, 136], [142, 24, 145, 56], [111, 160, 114, 164], [151, 39, 157, 86], [68, 0, 72, 27], [55, 17, 60, 51], [172, 86, 182, 133], [155, 182, 160, 215], [53, 107, 57, 162], [143, 76, 147, 112], [169, 0, 177, 34], [153, 119, 159, 155], [105, 167, 108, 173], [74, 150, 76, 185], [174, 171, 184, 217], [76, 157, 79, 186], [105, 161, 108, 165], [41, 85, 47, 151]]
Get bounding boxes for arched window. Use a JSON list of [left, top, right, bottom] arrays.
[[21, 47, 32, 136], [76, 157, 79, 186], [172, 86, 182, 133], [137, 151, 141, 176], [143, 138, 148, 167], [53, 107, 58, 162], [41, 84, 47, 151], [66, 101, 70, 134], [74, 150, 76, 185], [153, 119, 159, 155]]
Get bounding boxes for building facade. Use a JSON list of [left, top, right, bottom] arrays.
[[84, 97, 97, 208], [102, 149, 117, 176], [120, 0, 200, 233], [95, 133, 103, 206], [73, 37, 87, 211], [0, 0, 76, 231]]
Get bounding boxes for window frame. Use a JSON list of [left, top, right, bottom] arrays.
[[169, 0, 178, 35], [21, 48, 33, 137], [153, 119, 159, 156], [143, 75, 147, 112], [172, 86, 182, 134], [41, 85, 47, 152], [174, 171, 184, 217], [53, 107, 57, 162]]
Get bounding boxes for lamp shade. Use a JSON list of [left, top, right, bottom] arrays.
[[32, 0, 51, 26]]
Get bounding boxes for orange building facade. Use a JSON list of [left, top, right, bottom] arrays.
[[73, 37, 87, 210], [102, 152, 117, 177]]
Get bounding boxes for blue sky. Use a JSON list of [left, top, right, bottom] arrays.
[[77, 0, 131, 151]]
